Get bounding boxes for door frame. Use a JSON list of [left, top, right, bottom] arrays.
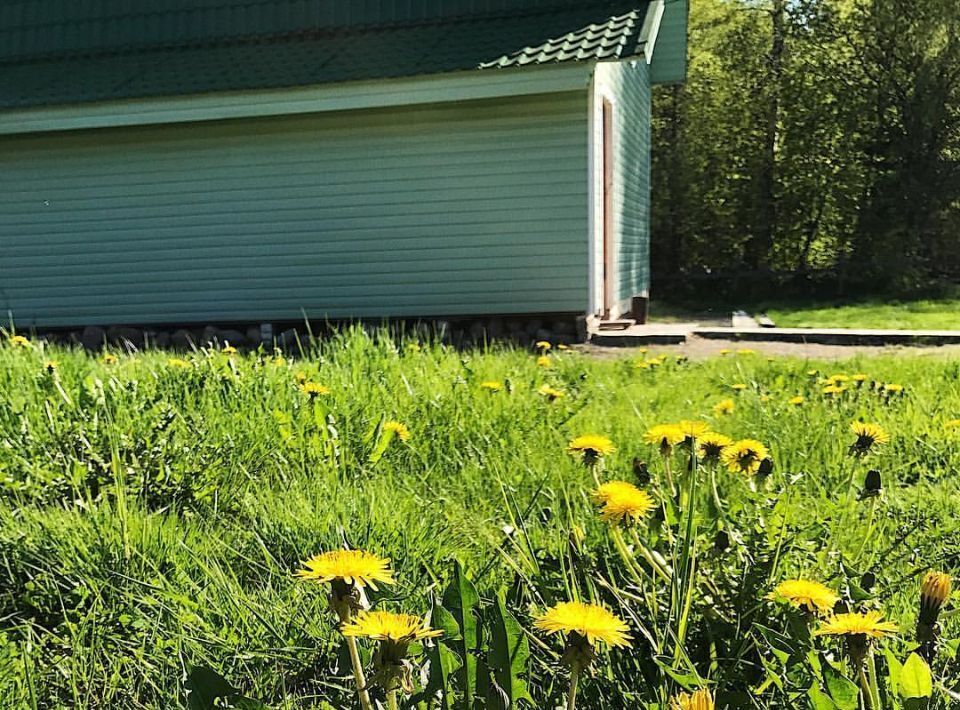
[[587, 68, 618, 319], [601, 97, 616, 319]]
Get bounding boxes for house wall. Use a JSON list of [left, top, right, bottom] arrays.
[[651, 0, 688, 85], [591, 59, 652, 316], [0, 91, 590, 328]]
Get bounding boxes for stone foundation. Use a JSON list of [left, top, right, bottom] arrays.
[[30, 315, 587, 353]]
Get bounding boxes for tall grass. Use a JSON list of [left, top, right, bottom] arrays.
[[1, 330, 959, 707]]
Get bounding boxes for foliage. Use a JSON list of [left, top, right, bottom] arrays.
[[2, 330, 960, 707], [652, 0, 960, 298]]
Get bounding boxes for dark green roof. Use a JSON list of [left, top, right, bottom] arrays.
[[0, 1, 650, 110]]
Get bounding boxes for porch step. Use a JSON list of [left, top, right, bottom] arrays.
[[596, 319, 636, 331]]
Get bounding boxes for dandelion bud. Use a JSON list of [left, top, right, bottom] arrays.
[[919, 571, 951, 626], [916, 571, 951, 659], [633, 458, 650, 484], [860, 469, 883, 499]]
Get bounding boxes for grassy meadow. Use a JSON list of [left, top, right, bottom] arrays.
[[1, 330, 960, 709]]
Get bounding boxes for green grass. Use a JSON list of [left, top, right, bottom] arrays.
[[765, 297, 960, 330], [651, 295, 960, 330], [1, 330, 960, 708]]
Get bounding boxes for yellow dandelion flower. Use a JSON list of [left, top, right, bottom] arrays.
[[538, 384, 565, 401], [341, 610, 442, 643], [698, 432, 733, 461], [406, 342, 422, 353], [852, 373, 868, 383], [299, 381, 331, 398], [634, 360, 651, 370], [536, 341, 552, 352], [43, 360, 58, 374], [825, 374, 850, 384], [595, 484, 656, 526], [823, 384, 847, 397], [768, 579, 839, 614], [713, 399, 735, 416], [788, 395, 804, 406], [101, 353, 118, 365], [167, 358, 191, 369], [567, 435, 615, 461], [670, 689, 715, 710], [678, 420, 709, 440], [222, 345, 238, 355], [644, 424, 685, 454], [721, 439, 769, 475], [921, 571, 952, 617], [295, 549, 395, 590], [10, 335, 30, 348], [536, 355, 552, 368], [737, 349, 756, 356], [883, 383, 904, 395], [557, 343, 570, 351], [850, 422, 890, 454], [637, 348, 649, 354], [384, 420, 410, 442], [945, 419, 960, 430], [592, 480, 642, 504], [534, 601, 631, 648], [294, 370, 309, 382], [479, 380, 503, 392], [815, 611, 897, 639], [648, 356, 666, 367], [719, 349, 732, 356]]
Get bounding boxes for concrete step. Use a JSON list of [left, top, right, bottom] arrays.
[[596, 319, 636, 331], [693, 327, 960, 346], [589, 323, 693, 346]]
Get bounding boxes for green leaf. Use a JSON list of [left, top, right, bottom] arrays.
[[899, 653, 933, 699], [422, 643, 463, 710], [822, 661, 860, 710], [441, 562, 480, 709], [432, 603, 461, 641], [486, 592, 532, 708], [808, 685, 839, 710], [185, 666, 238, 710], [883, 647, 903, 696]]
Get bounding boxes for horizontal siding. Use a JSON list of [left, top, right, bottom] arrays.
[[650, 0, 687, 84], [0, 92, 590, 327], [600, 60, 651, 301]]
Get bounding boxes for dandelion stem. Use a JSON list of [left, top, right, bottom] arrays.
[[662, 454, 676, 497], [611, 527, 651, 587], [709, 463, 724, 517], [566, 666, 580, 710], [628, 528, 673, 583], [345, 635, 374, 710], [853, 497, 878, 561], [387, 689, 399, 710], [865, 649, 883, 710]]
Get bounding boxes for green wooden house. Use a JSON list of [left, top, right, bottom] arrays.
[[0, 0, 687, 330]]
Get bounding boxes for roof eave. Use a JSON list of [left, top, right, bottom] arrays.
[[0, 62, 596, 137]]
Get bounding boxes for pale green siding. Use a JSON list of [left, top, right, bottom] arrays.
[[601, 60, 652, 302], [651, 0, 688, 85], [0, 92, 589, 328]]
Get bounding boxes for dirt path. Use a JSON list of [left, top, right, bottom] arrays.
[[583, 335, 960, 360]]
